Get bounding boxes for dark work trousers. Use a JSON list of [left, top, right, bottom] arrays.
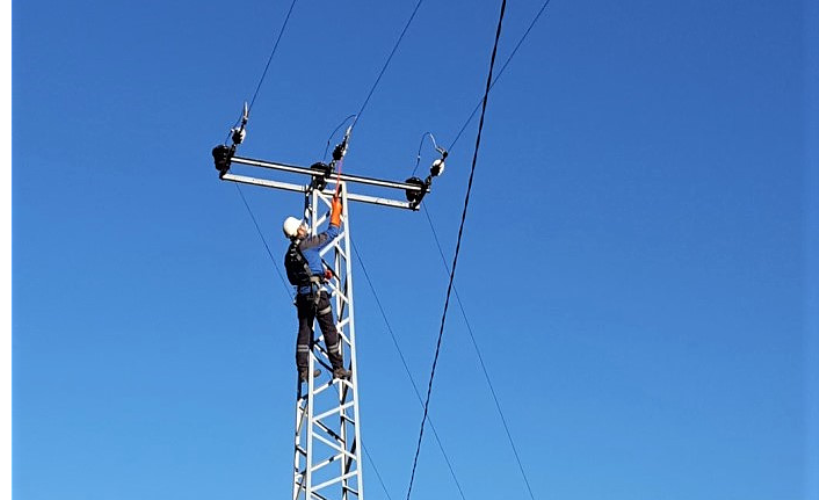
[[295, 291, 344, 372]]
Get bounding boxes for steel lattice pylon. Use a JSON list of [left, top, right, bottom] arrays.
[[212, 128, 444, 500], [293, 185, 364, 500]]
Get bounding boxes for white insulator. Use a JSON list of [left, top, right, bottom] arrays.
[[430, 158, 445, 177], [232, 127, 247, 145]]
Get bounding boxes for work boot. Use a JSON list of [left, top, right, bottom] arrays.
[[332, 367, 352, 380], [299, 369, 321, 383]]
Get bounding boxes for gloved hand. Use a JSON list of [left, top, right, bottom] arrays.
[[330, 196, 343, 226], [324, 269, 334, 280]]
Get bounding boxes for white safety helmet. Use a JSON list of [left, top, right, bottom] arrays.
[[282, 216, 303, 238]]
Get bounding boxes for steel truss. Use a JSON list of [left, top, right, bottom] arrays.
[[213, 141, 443, 500]]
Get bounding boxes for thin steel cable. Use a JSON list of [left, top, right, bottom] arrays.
[[405, 2, 507, 499], [352, 242, 468, 500], [400, 1, 556, 493], [223, 0, 300, 144], [248, 0, 300, 114], [422, 205, 536, 500], [410, 132, 444, 177], [352, 0, 425, 130], [234, 184, 293, 300], [323, 114, 357, 160], [362, 444, 394, 500], [448, 0, 554, 153]]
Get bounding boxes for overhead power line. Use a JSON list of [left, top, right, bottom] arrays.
[[410, 0, 556, 177], [234, 185, 293, 300], [353, 243, 468, 500], [248, 0, 300, 114], [405, 1, 508, 499], [224, 0, 300, 145], [353, 0, 426, 130], [448, 0, 555, 154], [403, 0, 559, 492], [422, 205, 536, 500], [363, 444, 395, 500]]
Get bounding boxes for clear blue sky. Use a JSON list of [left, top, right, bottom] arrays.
[[11, 0, 819, 499]]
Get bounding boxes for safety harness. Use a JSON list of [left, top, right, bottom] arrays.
[[285, 238, 326, 312]]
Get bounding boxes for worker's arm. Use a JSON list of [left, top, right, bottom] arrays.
[[302, 198, 342, 252]]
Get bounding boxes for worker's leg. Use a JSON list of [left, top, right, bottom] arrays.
[[315, 291, 344, 370], [295, 293, 315, 373]]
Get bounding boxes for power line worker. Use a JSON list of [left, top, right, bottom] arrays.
[[283, 196, 352, 383]]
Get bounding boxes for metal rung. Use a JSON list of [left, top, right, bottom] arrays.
[[312, 471, 360, 493], [311, 452, 343, 474], [311, 435, 354, 462], [314, 420, 342, 442], [309, 490, 330, 500], [314, 401, 354, 422], [313, 380, 335, 397]]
